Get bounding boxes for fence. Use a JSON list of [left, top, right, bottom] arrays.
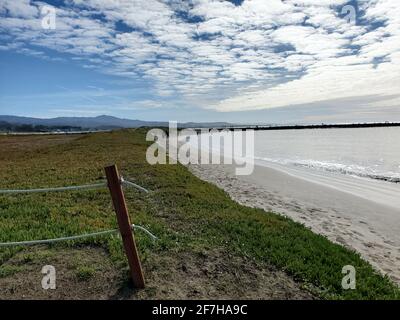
[[0, 164, 153, 289]]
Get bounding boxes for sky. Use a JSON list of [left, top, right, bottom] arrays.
[[0, 0, 399, 124]]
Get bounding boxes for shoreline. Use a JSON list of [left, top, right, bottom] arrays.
[[189, 162, 400, 285]]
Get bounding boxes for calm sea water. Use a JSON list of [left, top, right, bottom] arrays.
[[254, 127, 400, 183], [179, 126, 400, 206]]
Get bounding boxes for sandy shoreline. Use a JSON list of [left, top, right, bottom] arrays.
[[189, 163, 400, 285]]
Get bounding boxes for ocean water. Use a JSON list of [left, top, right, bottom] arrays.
[[180, 126, 400, 207], [254, 127, 400, 184]]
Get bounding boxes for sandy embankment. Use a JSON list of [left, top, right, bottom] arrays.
[[189, 163, 400, 285], [165, 134, 400, 284]]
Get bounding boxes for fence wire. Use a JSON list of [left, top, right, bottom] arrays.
[[0, 178, 150, 194], [0, 224, 157, 247], [0, 176, 154, 247]]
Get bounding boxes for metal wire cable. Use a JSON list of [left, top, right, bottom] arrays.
[[0, 182, 107, 194], [0, 177, 154, 248], [120, 177, 150, 193], [0, 178, 150, 194], [0, 224, 157, 247]]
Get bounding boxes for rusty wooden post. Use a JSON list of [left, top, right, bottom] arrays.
[[105, 164, 145, 288]]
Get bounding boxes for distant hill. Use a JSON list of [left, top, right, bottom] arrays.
[[0, 115, 232, 131]]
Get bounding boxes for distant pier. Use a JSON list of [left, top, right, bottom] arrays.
[[190, 122, 400, 133]]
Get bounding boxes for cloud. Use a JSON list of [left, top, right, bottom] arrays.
[[215, 0, 400, 112], [0, 0, 38, 19], [214, 60, 400, 111], [0, 0, 399, 116]]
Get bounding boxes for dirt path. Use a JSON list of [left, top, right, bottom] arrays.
[[0, 246, 315, 300]]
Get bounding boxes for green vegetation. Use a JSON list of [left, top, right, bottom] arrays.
[[0, 129, 398, 299], [0, 121, 82, 133], [0, 265, 23, 278], [75, 266, 97, 281]]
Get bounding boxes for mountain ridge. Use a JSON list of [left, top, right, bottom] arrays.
[[0, 115, 232, 130]]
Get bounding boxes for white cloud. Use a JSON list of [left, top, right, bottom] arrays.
[[0, 0, 399, 116], [215, 0, 400, 112], [0, 0, 38, 19], [215, 60, 400, 111]]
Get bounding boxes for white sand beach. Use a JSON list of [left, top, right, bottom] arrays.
[[189, 162, 400, 284]]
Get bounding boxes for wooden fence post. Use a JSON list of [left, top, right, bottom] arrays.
[[105, 164, 145, 289]]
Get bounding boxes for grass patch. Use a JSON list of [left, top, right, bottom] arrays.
[[0, 265, 23, 278], [0, 129, 399, 299], [75, 266, 96, 281]]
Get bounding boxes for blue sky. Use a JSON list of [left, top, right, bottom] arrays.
[[0, 0, 399, 123]]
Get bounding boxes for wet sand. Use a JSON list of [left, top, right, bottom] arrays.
[[189, 163, 400, 284]]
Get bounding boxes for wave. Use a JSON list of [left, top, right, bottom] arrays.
[[254, 157, 400, 183]]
